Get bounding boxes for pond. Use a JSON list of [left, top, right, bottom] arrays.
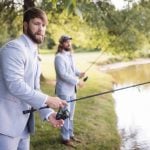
[[104, 63, 150, 150]]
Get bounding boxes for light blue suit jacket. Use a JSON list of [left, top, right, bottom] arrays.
[[54, 51, 80, 96], [0, 35, 53, 137]]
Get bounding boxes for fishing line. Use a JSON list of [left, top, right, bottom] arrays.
[[83, 49, 106, 82]]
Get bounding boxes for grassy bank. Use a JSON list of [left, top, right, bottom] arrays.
[[30, 52, 120, 150]]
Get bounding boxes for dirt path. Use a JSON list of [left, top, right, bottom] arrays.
[[99, 58, 150, 71]]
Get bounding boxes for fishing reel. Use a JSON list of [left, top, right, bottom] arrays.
[[56, 107, 70, 120], [83, 76, 88, 82]]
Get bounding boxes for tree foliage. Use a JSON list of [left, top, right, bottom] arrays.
[[0, 0, 150, 56]]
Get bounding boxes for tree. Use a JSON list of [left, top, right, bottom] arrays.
[[24, 0, 35, 11], [0, 0, 150, 57], [0, 0, 22, 46]]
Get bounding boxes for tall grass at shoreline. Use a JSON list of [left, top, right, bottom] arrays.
[[30, 52, 120, 150]]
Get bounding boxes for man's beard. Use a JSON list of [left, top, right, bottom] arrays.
[[27, 27, 44, 44], [64, 47, 71, 51]]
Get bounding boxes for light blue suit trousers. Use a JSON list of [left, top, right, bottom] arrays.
[[58, 94, 76, 140], [0, 127, 29, 150]]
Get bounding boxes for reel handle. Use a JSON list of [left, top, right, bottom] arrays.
[[83, 76, 88, 82]]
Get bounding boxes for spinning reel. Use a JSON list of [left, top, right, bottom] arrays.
[[56, 107, 70, 120]]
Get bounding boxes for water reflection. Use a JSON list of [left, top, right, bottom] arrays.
[[106, 63, 150, 150], [107, 63, 150, 84]]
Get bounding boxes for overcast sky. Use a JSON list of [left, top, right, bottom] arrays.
[[93, 0, 140, 10], [111, 0, 140, 10], [111, 0, 128, 10]]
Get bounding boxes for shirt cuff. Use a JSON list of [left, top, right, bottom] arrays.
[[42, 96, 54, 121], [45, 110, 54, 121], [76, 78, 79, 84], [44, 95, 48, 105]]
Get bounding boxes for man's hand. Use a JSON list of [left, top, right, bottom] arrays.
[[78, 80, 84, 88], [45, 96, 67, 109], [48, 112, 64, 128], [79, 72, 85, 79]]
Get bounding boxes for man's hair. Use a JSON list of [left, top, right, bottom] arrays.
[[56, 44, 64, 54], [23, 7, 48, 24]]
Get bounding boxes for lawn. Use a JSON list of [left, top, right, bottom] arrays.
[[30, 52, 120, 150]]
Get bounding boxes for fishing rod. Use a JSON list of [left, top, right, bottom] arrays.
[[23, 81, 150, 115], [83, 49, 106, 82], [84, 51, 105, 73]]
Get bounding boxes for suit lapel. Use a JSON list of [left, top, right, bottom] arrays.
[[69, 54, 75, 72]]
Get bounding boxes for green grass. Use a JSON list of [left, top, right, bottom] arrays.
[[39, 49, 54, 54], [30, 52, 120, 150]]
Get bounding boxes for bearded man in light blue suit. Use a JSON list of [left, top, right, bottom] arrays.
[[54, 35, 85, 147], [0, 8, 67, 150]]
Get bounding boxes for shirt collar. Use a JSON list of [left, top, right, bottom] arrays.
[[62, 50, 71, 56], [22, 34, 38, 52]]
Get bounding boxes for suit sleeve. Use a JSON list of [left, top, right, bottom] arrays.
[[75, 67, 81, 77], [0, 42, 47, 109], [71, 56, 81, 77], [55, 55, 78, 85]]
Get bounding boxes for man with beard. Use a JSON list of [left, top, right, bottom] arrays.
[[0, 8, 67, 150], [54, 35, 85, 147]]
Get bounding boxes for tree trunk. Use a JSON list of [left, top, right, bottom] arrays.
[[23, 0, 35, 11]]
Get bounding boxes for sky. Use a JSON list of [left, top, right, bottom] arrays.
[[93, 0, 140, 10], [111, 0, 129, 10], [111, 0, 140, 10]]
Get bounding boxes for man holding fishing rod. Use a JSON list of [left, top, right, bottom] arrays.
[[54, 35, 85, 147], [0, 8, 67, 150]]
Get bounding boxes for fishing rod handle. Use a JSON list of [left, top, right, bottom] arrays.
[[23, 109, 36, 114], [23, 106, 48, 114]]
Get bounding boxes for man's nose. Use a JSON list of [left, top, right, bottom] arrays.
[[39, 24, 45, 31]]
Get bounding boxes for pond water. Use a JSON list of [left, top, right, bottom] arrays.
[[105, 63, 150, 150]]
